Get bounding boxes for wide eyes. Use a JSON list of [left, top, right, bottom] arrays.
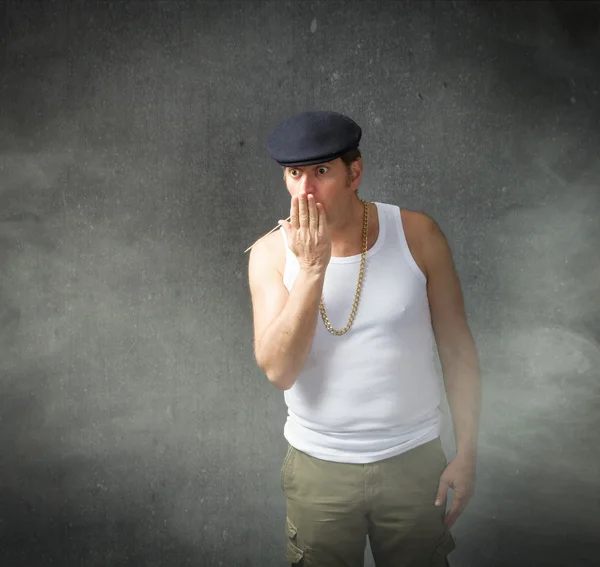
[[289, 167, 328, 177]]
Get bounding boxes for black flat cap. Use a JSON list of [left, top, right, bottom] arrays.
[[266, 110, 362, 167]]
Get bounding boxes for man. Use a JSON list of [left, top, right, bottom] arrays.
[[247, 110, 481, 567]]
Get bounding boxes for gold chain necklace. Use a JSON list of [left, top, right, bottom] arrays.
[[319, 199, 369, 336]]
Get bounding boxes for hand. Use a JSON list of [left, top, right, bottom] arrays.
[[434, 453, 476, 528], [279, 192, 331, 272]]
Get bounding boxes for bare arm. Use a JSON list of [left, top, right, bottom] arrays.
[[248, 234, 325, 390], [421, 215, 481, 459], [249, 192, 331, 390]]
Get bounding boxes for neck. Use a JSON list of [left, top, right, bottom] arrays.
[[328, 195, 367, 251]]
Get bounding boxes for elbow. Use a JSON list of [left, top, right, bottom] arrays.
[[254, 342, 296, 390], [267, 372, 295, 391], [264, 365, 295, 390], [263, 365, 295, 391]]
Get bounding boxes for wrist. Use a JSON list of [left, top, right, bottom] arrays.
[[298, 264, 326, 279], [455, 445, 478, 462]]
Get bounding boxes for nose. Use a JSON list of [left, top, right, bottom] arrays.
[[299, 174, 316, 195]]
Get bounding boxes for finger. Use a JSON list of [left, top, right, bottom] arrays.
[[308, 195, 318, 232], [444, 499, 465, 528], [435, 480, 450, 507], [317, 203, 327, 235], [298, 193, 308, 227], [290, 196, 299, 229]]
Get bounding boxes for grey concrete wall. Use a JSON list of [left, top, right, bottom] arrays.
[[1, 1, 599, 565]]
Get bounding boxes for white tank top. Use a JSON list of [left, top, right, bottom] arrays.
[[279, 202, 442, 464]]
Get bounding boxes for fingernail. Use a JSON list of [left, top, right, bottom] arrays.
[[435, 499, 441, 506]]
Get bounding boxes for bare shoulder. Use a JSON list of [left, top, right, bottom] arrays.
[[248, 228, 286, 279], [400, 207, 439, 235], [247, 228, 289, 352], [399, 207, 454, 281], [399, 208, 441, 278]]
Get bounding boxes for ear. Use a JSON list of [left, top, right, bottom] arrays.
[[350, 158, 363, 188]]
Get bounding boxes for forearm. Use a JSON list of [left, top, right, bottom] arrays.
[[256, 269, 325, 390], [439, 335, 482, 459]]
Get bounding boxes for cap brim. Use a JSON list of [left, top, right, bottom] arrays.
[[276, 146, 359, 167]]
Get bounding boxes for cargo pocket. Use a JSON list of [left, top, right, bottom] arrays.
[[431, 528, 456, 566], [285, 517, 305, 565]]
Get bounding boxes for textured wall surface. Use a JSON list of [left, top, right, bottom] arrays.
[[1, 1, 599, 565]]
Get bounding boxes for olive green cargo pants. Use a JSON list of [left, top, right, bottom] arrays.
[[280, 437, 456, 566]]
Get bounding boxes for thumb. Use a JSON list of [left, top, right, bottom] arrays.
[[435, 479, 449, 507]]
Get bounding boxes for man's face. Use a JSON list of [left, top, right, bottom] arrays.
[[283, 157, 361, 213]]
